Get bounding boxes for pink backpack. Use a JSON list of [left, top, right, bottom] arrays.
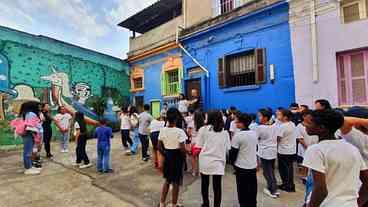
[[10, 118, 27, 136]]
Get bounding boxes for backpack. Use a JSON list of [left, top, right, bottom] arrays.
[[10, 118, 27, 136], [130, 114, 139, 128]]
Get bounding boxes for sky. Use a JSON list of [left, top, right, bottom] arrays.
[[0, 0, 157, 59]]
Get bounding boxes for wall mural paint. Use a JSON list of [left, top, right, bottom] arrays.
[[0, 39, 130, 146]]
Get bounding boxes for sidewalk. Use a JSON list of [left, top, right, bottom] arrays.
[[0, 133, 305, 207]]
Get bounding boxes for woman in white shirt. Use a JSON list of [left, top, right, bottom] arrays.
[[177, 93, 189, 115], [197, 110, 231, 207]]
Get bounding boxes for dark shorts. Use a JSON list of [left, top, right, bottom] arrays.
[[163, 149, 184, 185], [150, 131, 160, 150]]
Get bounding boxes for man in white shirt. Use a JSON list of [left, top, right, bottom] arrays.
[[138, 104, 153, 161], [303, 109, 368, 207], [54, 106, 72, 153], [120, 106, 132, 151]]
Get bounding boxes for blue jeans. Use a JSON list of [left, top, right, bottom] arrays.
[[61, 132, 70, 150], [97, 144, 110, 172], [130, 128, 140, 154], [22, 133, 33, 169]]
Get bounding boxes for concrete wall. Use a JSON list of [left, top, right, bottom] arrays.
[[0, 26, 130, 145], [185, 0, 213, 27], [129, 16, 183, 57], [290, 0, 368, 107], [182, 2, 295, 112]]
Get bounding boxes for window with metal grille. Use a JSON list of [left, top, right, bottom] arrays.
[[341, 0, 367, 23], [218, 48, 266, 88], [337, 51, 368, 105], [133, 77, 143, 89], [215, 0, 255, 15], [166, 70, 179, 96]]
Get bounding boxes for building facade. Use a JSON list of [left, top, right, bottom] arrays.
[[290, 0, 368, 107], [121, 0, 296, 113], [0, 26, 129, 145], [180, 0, 295, 112]]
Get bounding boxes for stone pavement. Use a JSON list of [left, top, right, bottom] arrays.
[[0, 133, 305, 207]]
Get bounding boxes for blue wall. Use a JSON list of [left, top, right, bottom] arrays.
[[181, 2, 295, 113], [131, 48, 181, 106]]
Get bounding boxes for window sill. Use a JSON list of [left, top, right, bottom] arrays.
[[221, 85, 260, 93]]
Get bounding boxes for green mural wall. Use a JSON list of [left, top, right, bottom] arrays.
[[0, 26, 130, 146]]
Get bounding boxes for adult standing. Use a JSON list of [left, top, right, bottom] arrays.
[[41, 103, 53, 158], [127, 106, 140, 155], [18, 101, 42, 175], [188, 89, 202, 112], [54, 106, 72, 153], [74, 112, 92, 169], [138, 104, 154, 161]]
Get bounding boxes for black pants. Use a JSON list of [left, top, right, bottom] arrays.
[[121, 130, 132, 148], [43, 130, 52, 156], [201, 174, 222, 207], [278, 153, 295, 190], [261, 158, 277, 194], [76, 135, 89, 164], [139, 134, 149, 158], [235, 167, 257, 207]]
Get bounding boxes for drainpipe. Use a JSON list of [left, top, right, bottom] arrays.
[[183, 0, 187, 28], [310, 0, 319, 82], [176, 27, 210, 77]]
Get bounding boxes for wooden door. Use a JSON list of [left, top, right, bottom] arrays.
[[186, 79, 201, 100]]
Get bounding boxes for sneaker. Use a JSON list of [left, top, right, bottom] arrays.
[[274, 191, 281, 196], [263, 188, 278, 198], [79, 163, 93, 169], [103, 169, 114, 173], [72, 162, 81, 167], [24, 167, 41, 175], [64, 149, 69, 153], [46, 154, 54, 159], [143, 157, 150, 162]]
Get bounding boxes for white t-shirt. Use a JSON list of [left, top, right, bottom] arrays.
[[178, 100, 188, 113], [185, 115, 194, 129], [54, 113, 72, 130], [120, 114, 131, 130], [74, 122, 80, 137], [303, 140, 367, 207], [150, 119, 165, 133], [197, 126, 231, 175], [231, 130, 258, 169], [296, 123, 319, 157], [230, 120, 240, 135], [254, 124, 277, 160], [138, 111, 153, 135], [249, 122, 258, 131], [277, 122, 297, 155], [158, 127, 187, 150], [337, 128, 368, 166]]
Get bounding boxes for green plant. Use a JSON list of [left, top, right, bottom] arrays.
[[86, 96, 106, 118]]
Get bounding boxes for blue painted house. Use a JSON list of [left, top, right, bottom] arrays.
[[119, 0, 295, 114], [180, 0, 295, 112]]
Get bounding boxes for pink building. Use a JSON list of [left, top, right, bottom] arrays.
[[290, 0, 368, 107]]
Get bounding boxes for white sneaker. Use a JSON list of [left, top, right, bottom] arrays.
[[64, 149, 69, 153], [60, 149, 65, 153], [24, 167, 41, 175], [72, 162, 81, 167], [263, 188, 278, 198], [79, 163, 93, 169]]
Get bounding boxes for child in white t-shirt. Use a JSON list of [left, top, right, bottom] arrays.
[[276, 109, 297, 192], [197, 110, 231, 207], [254, 109, 279, 198], [158, 108, 187, 207], [303, 109, 368, 207], [188, 111, 205, 176], [120, 106, 132, 151], [178, 93, 189, 115], [149, 116, 165, 168], [296, 110, 319, 180], [229, 113, 258, 207]]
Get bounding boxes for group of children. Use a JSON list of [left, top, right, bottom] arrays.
[[153, 99, 368, 207], [14, 98, 368, 207]]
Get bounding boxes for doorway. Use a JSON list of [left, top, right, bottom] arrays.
[[186, 79, 201, 100], [151, 100, 161, 118]]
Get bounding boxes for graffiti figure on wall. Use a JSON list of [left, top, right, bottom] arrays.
[[72, 82, 91, 105], [40, 66, 99, 123]]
